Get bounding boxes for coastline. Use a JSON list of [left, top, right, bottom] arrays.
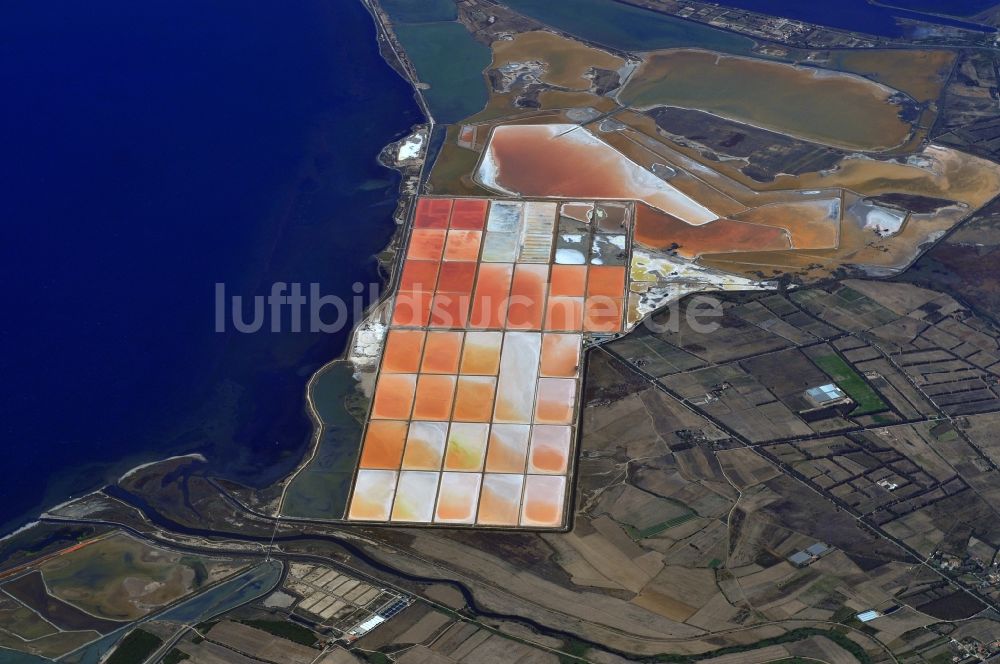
[[274, 0, 437, 518], [0, 0, 429, 540]]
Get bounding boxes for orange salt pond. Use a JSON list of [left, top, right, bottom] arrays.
[[407, 229, 446, 261], [477, 474, 524, 526], [392, 290, 433, 327], [435, 261, 477, 294], [401, 421, 448, 470], [382, 329, 425, 373], [347, 469, 397, 521], [586, 265, 626, 297], [520, 475, 566, 527], [540, 333, 581, 377], [351, 197, 603, 528], [412, 374, 456, 421], [435, 472, 482, 524], [452, 376, 497, 422], [371, 373, 416, 420], [528, 425, 572, 474], [469, 263, 513, 329], [420, 331, 463, 374], [544, 296, 584, 331], [507, 263, 548, 330], [443, 230, 483, 262], [633, 205, 791, 258], [549, 264, 587, 297], [485, 424, 530, 473], [478, 124, 716, 224], [443, 422, 489, 471], [459, 331, 502, 375], [533, 378, 577, 425], [449, 198, 488, 230], [359, 420, 408, 469], [414, 197, 452, 229], [429, 293, 471, 329], [399, 260, 440, 292], [583, 297, 623, 333]]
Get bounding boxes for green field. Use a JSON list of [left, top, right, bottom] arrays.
[[239, 619, 317, 646], [813, 354, 888, 416], [626, 512, 698, 539], [106, 629, 163, 664]]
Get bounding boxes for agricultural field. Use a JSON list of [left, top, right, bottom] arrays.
[[346, 278, 1000, 660]]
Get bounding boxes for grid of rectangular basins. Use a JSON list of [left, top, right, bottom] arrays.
[[346, 197, 630, 528]]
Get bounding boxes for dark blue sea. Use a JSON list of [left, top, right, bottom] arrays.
[[710, 0, 995, 36], [0, 0, 422, 532]]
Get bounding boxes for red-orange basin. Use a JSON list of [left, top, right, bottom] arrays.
[[443, 230, 483, 262], [469, 263, 514, 329], [359, 420, 408, 469], [401, 421, 448, 470], [347, 469, 397, 521], [429, 293, 471, 329], [485, 423, 530, 473], [507, 264, 548, 331], [586, 265, 626, 298], [420, 331, 463, 374], [479, 125, 715, 225], [528, 425, 572, 474], [412, 374, 456, 421], [435, 472, 482, 524], [633, 204, 791, 258], [382, 329, 426, 373], [549, 265, 588, 297], [452, 376, 497, 422], [540, 333, 581, 378], [435, 261, 477, 294], [533, 378, 577, 425], [520, 474, 567, 528], [399, 259, 440, 292], [392, 291, 433, 327], [415, 197, 452, 229], [583, 297, 623, 333], [407, 229, 446, 261], [544, 296, 584, 332], [449, 198, 488, 230], [477, 473, 525, 526], [459, 331, 503, 375], [371, 373, 416, 420]]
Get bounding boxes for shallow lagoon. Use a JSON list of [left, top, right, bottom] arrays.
[[393, 22, 492, 123]]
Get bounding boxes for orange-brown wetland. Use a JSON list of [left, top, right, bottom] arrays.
[[634, 205, 790, 258], [621, 50, 912, 151], [827, 48, 955, 103], [491, 31, 625, 90]]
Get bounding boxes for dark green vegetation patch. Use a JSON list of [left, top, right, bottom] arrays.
[[239, 619, 318, 647], [105, 629, 163, 664], [812, 354, 888, 416]]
